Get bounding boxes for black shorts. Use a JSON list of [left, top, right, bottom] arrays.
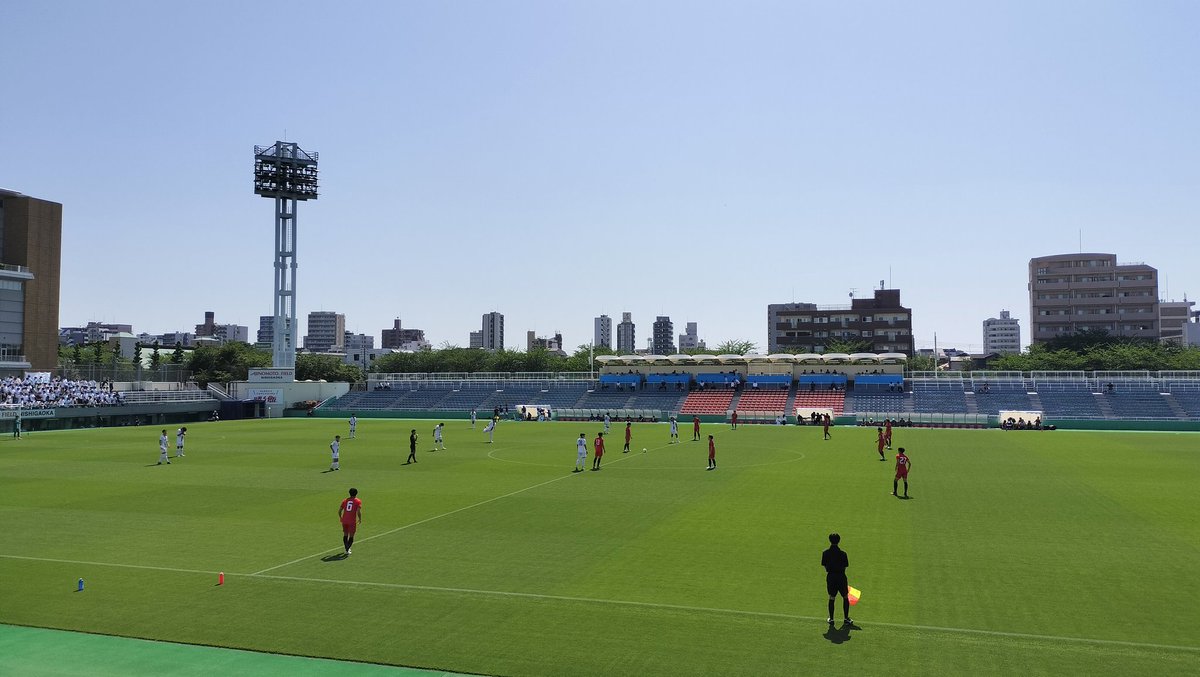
[[826, 574, 848, 597]]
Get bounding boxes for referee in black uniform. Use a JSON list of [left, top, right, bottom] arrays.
[[821, 533, 852, 625]]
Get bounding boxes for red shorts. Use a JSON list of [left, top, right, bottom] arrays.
[[341, 522, 357, 535], [895, 470, 908, 480]]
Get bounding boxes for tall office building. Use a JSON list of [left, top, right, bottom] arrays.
[[527, 330, 564, 353], [195, 311, 247, 344], [469, 330, 483, 349], [482, 311, 504, 351], [344, 331, 374, 351], [652, 316, 675, 355], [257, 316, 274, 346], [1028, 253, 1158, 343], [381, 318, 426, 349], [594, 314, 612, 349], [768, 289, 914, 355], [304, 311, 346, 352], [0, 189, 61, 370], [1159, 300, 1196, 344], [616, 312, 635, 353], [678, 321, 701, 351], [982, 310, 1021, 354]]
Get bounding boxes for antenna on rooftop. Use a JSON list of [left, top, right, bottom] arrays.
[[849, 288, 857, 299]]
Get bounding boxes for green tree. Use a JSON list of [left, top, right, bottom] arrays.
[[187, 342, 271, 387], [91, 342, 103, 364], [562, 344, 617, 373], [823, 338, 873, 354], [171, 343, 185, 364], [296, 353, 364, 383], [150, 344, 162, 369], [133, 343, 144, 367], [713, 339, 757, 355], [72, 344, 82, 364], [906, 354, 936, 371]]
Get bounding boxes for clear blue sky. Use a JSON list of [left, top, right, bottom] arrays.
[[3, 1, 1197, 353]]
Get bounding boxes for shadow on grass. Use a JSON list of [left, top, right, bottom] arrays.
[[321, 553, 348, 562], [321, 469, 338, 474], [823, 621, 857, 645]]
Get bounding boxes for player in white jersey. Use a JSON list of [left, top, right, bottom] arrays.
[[603, 412, 611, 433], [574, 433, 588, 472], [433, 423, 446, 450], [669, 416, 679, 443], [175, 427, 187, 457], [157, 430, 170, 465], [330, 435, 341, 471], [470, 409, 477, 429], [349, 415, 357, 439], [483, 417, 496, 443]]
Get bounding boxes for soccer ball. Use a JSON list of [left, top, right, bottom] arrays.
[[642, 448, 647, 453]]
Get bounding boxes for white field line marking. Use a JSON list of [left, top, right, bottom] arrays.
[[0, 553, 213, 576], [244, 573, 1200, 654], [4, 553, 1194, 655], [250, 443, 654, 576]]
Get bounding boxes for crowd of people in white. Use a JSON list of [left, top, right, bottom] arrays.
[[0, 376, 124, 408]]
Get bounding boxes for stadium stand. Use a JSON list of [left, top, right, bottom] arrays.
[[843, 391, 910, 416], [852, 374, 904, 392], [792, 391, 845, 414], [1103, 384, 1177, 419], [1035, 382, 1102, 419], [680, 391, 734, 415], [0, 376, 124, 408], [1168, 385, 1200, 417], [736, 390, 789, 414], [745, 374, 790, 389], [573, 389, 636, 411], [971, 383, 1036, 415], [626, 389, 689, 412], [911, 380, 968, 414]]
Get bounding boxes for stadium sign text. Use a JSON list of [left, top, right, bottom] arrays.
[[247, 368, 295, 383], [0, 409, 56, 419]]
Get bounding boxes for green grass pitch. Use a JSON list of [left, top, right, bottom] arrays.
[[1, 419, 1198, 676]]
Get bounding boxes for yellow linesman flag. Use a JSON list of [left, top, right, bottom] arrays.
[[847, 586, 862, 606]]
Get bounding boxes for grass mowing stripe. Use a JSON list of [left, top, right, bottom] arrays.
[[249, 441, 656, 576], [6, 553, 1194, 655]]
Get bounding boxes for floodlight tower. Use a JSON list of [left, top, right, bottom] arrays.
[[254, 141, 319, 371]]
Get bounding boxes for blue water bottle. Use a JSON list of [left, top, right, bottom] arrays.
[[77, 578, 84, 592]]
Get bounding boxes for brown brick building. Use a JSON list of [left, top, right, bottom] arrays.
[[0, 189, 62, 371], [767, 289, 914, 356]]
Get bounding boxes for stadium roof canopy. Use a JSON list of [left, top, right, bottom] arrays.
[[596, 352, 908, 366]]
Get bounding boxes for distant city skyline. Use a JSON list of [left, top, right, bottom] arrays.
[[6, 3, 1198, 355]]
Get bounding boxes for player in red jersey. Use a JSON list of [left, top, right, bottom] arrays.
[[623, 421, 632, 453], [692, 415, 701, 441], [730, 411, 738, 430], [876, 427, 886, 461], [822, 414, 831, 440], [884, 418, 893, 449], [338, 487, 363, 555], [592, 432, 605, 471], [707, 434, 716, 470], [892, 448, 911, 498]]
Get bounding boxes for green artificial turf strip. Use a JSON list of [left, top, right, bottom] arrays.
[[1, 420, 1198, 676], [0, 623, 472, 676]]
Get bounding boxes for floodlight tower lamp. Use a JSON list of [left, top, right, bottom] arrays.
[[254, 141, 319, 371]]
